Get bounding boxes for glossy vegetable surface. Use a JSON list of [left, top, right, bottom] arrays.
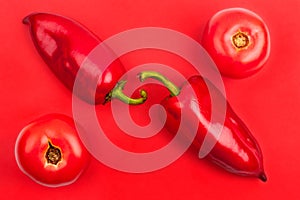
[[15, 114, 90, 187], [202, 8, 271, 78], [23, 13, 146, 104], [139, 71, 266, 181]]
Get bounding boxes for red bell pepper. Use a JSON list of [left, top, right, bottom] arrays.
[[139, 71, 266, 181], [23, 13, 146, 105]]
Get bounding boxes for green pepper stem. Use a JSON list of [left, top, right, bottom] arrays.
[[107, 80, 147, 105], [138, 71, 180, 96]]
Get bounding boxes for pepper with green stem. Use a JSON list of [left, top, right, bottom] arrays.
[[24, 12, 147, 105], [139, 71, 267, 181]]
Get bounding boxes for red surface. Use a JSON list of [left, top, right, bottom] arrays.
[[1, 0, 300, 199]]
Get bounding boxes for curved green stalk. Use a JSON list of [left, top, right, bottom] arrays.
[[107, 80, 147, 105], [138, 71, 181, 96]]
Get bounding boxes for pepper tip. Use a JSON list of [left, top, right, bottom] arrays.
[[22, 13, 39, 24], [22, 15, 30, 24], [259, 172, 267, 182]]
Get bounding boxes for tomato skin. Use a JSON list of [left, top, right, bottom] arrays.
[[202, 8, 271, 78], [15, 114, 90, 187]]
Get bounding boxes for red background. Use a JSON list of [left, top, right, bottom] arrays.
[[1, 0, 300, 199]]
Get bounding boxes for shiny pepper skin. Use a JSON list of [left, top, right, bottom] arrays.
[[23, 13, 126, 104], [139, 71, 266, 181]]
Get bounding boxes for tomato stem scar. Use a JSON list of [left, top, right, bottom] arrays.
[[232, 31, 250, 49], [45, 140, 62, 165]]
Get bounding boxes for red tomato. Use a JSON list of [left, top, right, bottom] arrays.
[[15, 114, 90, 187], [202, 8, 271, 78]]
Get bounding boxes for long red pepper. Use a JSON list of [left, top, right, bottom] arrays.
[[139, 71, 266, 181], [23, 13, 146, 105]]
